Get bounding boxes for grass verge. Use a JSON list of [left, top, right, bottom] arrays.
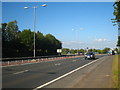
[[112, 55, 120, 88]]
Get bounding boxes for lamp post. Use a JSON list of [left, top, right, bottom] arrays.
[[24, 4, 47, 57], [72, 29, 80, 55], [117, 22, 120, 54]]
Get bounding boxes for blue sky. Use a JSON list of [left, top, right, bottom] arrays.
[[2, 2, 118, 49]]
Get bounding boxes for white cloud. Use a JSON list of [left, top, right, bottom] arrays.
[[62, 40, 117, 49], [62, 41, 84, 45], [72, 27, 84, 31], [80, 28, 84, 30], [62, 41, 85, 49], [95, 38, 110, 42]]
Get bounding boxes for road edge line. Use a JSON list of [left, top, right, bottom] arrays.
[[33, 56, 105, 90]]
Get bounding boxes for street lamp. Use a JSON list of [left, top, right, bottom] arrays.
[[72, 29, 80, 55], [24, 4, 47, 57]]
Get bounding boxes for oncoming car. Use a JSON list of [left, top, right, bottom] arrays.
[[84, 52, 95, 60]]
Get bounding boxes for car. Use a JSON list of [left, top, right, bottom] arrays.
[[84, 52, 95, 60], [108, 50, 115, 55]]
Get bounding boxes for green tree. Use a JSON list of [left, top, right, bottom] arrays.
[[114, 48, 118, 53], [2, 20, 62, 57], [78, 49, 85, 54], [88, 49, 93, 52], [2, 21, 21, 57], [102, 48, 110, 54], [117, 36, 120, 46], [6, 20, 19, 41], [45, 34, 62, 55], [70, 49, 75, 54], [36, 31, 45, 55], [2, 23, 7, 42], [113, 1, 120, 24], [62, 48, 70, 54], [112, 1, 120, 47], [19, 29, 34, 52], [96, 49, 102, 54]]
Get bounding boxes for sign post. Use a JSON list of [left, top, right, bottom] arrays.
[[57, 49, 62, 56]]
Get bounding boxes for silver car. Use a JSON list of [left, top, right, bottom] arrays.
[[85, 52, 95, 60]]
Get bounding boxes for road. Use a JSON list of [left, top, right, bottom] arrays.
[[45, 55, 113, 88], [2, 55, 106, 89]]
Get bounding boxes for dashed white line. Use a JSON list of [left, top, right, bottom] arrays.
[[13, 70, 29, 75], [55, 63, 61, 66], [72, 60, 76, 62]]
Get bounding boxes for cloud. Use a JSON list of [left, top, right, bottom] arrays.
[[72, 27, 84, 31], [95, 38, 110, 42], [62, 41, 84, 45], [80, 28, 84, 30], [62, 39, 116, 49], [62, 41, 85, 49]]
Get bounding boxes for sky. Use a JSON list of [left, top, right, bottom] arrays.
[[2, 2, 118, 49], [1, 0, 116, 2]]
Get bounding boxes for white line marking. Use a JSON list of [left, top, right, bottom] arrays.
[[72, 60, 76, 62], [2, 62, 40, 67], [13, 70, 29, 75], [33, 57, 105, 90], [55, 63, 61, 66], [2, 56, 84, 67]]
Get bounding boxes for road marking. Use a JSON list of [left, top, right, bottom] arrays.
[[33, 57, 105, 90], [55, 63, 61, 66], [105, 75, 110, 77], [13, 70, 29, 75], [2, 56, 85, 67], [2, 62, 39, 67], [72, 60, 76, 62]]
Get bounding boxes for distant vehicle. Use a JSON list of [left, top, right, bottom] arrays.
[[108, 50, 115, 55], [84, 52, 95, 60], [108, 52, 112, 55], [112, 50, 115, 55]]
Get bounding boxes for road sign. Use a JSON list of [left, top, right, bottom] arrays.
[[57, 49, 62, 53]]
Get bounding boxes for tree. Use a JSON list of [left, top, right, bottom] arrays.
[[114, 48, 118, 53], [2, 23, 7, 42], [19, 29, 34, 52], [117, 36, 120, 46], [78, 49, 85, 54], [96, 49, 102, 54], [113, 1, 120, 23], [88, 49, 93, 52], [70, 49, 75, 54], [62, 48, 70, 54], [36, 31, 45, 55], [6, 20, 19, 41], [45, 34, 62, 55], [2, 20, 62, 57], [112, 1, 120, 47], [102, 48, 110, 54], [2, 21, 21, 57]]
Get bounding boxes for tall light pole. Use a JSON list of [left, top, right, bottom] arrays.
[[72, 29, 80, 55], [33, 6, 37, 57], [118, 22, 120, 54], [24, 4, 47, 57]]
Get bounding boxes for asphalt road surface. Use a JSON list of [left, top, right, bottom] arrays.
[[45, 55, 113, 88], [2, 55, 106, 89]]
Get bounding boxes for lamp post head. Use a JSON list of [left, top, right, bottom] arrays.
[[42, 4, 47, 7], [24, 7, 29, 9]]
